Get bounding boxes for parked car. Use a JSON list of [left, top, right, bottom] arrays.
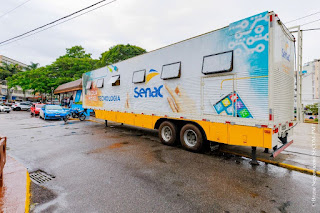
[[39, 105, 69, 120], [11, 102, 31, 111], [30, 103, 45, 116], [0, 104, 11, 113]]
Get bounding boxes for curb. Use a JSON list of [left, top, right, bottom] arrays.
[[2, 156, 31, 212], [25, 171, 31, 213], [222, 150, 320, 177]]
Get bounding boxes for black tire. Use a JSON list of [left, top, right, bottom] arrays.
[[158, 121, 177, 146], [16, 107, 21, 111], [79, 113, 86, 121], [180, 124, 203, 152], [63, 116, 68, 123], [7, 111, 9, 113]]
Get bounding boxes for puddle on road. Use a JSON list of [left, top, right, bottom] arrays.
[[108, 142, 130, 149], [87, 142, 130, 154]]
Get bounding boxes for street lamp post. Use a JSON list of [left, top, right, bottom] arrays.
[[51, 87, 54, 104]]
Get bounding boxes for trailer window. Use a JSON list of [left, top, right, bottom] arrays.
[[132, 70, 146, 83], [108, 75, 120, 86], [202, 51, 233, 74], [96, 78, 104, 88], [161, 62, 181, 80], [86, 81, 92, 90]]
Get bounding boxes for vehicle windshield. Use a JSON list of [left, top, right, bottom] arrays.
[[46, 105, 63, 110], [35, 104, 45, 108]]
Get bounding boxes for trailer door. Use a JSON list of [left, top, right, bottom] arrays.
[[202, 75, 236, 116]]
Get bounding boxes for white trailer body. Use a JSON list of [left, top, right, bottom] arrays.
[[83, 11, 295, 156]]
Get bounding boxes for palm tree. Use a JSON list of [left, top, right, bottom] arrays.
[[25, 62, 39, 71]]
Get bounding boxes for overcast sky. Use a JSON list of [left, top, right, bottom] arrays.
[[0, 0, 319, 66]]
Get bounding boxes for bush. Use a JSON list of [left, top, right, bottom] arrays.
[[315, 118, 319, 122]]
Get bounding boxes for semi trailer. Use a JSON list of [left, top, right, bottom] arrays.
[[82, 11, 295, 161]]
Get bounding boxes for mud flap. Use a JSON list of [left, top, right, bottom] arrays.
[[271, 140, 293, 158]]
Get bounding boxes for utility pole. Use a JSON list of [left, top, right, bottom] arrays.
[[289, 25, 303, 122]]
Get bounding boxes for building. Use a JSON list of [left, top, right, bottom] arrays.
[[54, 79, 83, 105], [302, 59, 320, 105], [0, 55, 32, 101], [0, 55, 28, 70]]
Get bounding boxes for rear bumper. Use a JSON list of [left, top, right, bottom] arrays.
[[271, 140, 293, 158]]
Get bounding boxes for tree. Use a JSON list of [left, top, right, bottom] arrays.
[[6, 44, 146, 98], [7, 46, 97, 95], [61, 45, 92, 59], [0, 62, 22, 80], [96, 44, 146, 67], [306, 103, 319, 115], [25, 62, 40, 71], [0, 62, 23, 100]]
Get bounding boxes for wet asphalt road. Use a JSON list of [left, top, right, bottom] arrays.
[[1, 111, 319, 213]]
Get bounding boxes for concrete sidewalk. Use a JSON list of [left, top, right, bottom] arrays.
[[0, 155, 30, 213]]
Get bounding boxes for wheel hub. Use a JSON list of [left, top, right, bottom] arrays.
[[184, 129, 197, 147], [161, 126, 172, 142]]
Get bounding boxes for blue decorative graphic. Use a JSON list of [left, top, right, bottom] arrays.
[[213, 92, 253, 118]]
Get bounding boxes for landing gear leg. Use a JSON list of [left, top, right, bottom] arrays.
[[105, 120, 108, 127], [250, 147, 259, 165]]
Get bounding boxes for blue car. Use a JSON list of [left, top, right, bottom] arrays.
[[39, 105, 69, 120]]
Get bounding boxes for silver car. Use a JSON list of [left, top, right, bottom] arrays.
[[11, 102, 31, 111], [0, 104, 11, 113]]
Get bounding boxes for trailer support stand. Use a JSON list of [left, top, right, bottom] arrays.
[[263, 148, 269, 153], [105, 120, 108, 127], [250, 147, 259, 165]]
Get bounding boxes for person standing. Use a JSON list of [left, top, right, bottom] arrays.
[[69, 95, 74, 108]]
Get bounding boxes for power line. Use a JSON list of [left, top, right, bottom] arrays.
[[286, 11, 320, 24], [300, 17, 320, 26], [291, 27, 320, 33], [0, 0, 32, 19], [0, 0, 116, 46], [302, 27, 320, 31], [0, 0, 116, 47]]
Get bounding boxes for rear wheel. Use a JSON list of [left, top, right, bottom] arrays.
[[16, 107, 21, 111], [180, 124, 203, 152], [159, 121, 177, 146], [79, 113, 86, 121]]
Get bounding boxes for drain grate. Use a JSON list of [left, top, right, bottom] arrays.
[[29, 170, 55, 184]]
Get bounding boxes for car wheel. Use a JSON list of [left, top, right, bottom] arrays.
[[159, 121, 177, 146], [7, 111, 9, 113], [180, 124, 203, 152], [16, 107, 21, 111]]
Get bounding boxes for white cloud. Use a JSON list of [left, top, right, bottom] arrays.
[[0, 0, 319, 66]]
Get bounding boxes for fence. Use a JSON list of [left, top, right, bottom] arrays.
[[0, 136, 6, 186]]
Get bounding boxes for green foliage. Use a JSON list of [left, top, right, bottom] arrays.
[[315, 118, 319, 122], [0, 62, 22, 80], [6, 44, 146, 94], [96, 44, 146, 68], [62, 46, 92, 59], [305, 103, 319, 115], [25, 62, 39, 71], [7, 46, 97, 94]]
